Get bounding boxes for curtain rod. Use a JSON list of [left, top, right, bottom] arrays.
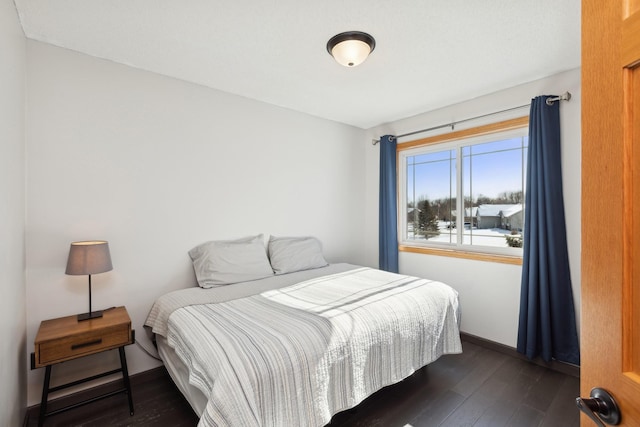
[[372, 91, 571, 145]]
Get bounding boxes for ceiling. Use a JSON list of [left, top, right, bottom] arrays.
[[14, 0, 580, 129]]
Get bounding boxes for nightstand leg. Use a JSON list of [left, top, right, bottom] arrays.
[[119, 346, 134, 415], [38, 365, 52, 427]]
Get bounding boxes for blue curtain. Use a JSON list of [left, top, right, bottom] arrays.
[[379, 135, 399, 273], [517, 96, 580, 365]]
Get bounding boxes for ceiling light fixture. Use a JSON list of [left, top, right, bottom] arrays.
[[327, 31, 376, 67]]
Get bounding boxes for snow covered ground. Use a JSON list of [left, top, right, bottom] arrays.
[[407, 221, 521, 248]]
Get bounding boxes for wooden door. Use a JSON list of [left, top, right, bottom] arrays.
[[582, 0, 640, 425]]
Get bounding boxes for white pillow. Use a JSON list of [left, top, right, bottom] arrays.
[[189, 235, 273, 288], [268, 236, 328, 275]]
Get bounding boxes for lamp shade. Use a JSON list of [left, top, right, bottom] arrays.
[[327, 31, 376, 67], [65, 241, 113, 275]]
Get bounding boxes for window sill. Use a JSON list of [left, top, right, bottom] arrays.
[[398, 244, 523, 266]]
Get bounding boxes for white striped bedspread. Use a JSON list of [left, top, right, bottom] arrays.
[[160, 267, 462, 427]]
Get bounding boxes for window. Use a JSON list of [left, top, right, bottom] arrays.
[[398, 117, 528, 260]]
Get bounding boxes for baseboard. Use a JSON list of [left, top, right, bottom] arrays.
[[460, 332, 580, 378], [24, 366, 168, 425]]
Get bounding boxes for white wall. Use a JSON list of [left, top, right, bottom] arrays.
[[25, 41, 368, 405], [0, 0, 27, 424], [365, 68, 581, 347]]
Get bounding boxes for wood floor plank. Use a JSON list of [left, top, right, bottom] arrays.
[[523, 368, 566, 412], [497, 367, 540, 405], [506, 404, 545, 426], [538, 375, 580, 427], [472, 398, 521, 427], [424, 345, 481, 387], [438, 385, 498, 426], [410, 390, 467, 426], [451, 347, 508, 397]]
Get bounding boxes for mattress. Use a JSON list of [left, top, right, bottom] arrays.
[[157, 334, 208, 416], [145, 263, 462, 427]]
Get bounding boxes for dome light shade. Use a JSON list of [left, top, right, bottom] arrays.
[[327, 31, 376, 67]]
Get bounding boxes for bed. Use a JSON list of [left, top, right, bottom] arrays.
[[144, 235, 462, 427]]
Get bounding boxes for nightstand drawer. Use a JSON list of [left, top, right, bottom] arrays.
[[38, 326, 130, 365]]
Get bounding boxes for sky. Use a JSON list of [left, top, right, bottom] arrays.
[[406, 136, 528, 204]]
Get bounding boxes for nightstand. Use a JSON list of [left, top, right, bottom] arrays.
[[32, 306, 135, 426]]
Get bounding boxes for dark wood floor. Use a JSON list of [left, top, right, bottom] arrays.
[[27, 340, 580, 427]]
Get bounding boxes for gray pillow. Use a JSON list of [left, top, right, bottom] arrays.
[[189, 235, 273, 288], [268, 236, 328, 275]]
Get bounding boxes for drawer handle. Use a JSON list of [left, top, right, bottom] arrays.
[[71, 339, 103, 350]]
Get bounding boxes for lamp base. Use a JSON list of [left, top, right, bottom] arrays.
[[77, 310, 104, 321]]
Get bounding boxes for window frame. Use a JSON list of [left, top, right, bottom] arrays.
[[397, 116, 529, 265]]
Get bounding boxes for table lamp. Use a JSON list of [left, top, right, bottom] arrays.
[[65, 240, 113, 321]]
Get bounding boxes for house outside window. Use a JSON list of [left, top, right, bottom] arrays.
[[398, 117, 528, 261]]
